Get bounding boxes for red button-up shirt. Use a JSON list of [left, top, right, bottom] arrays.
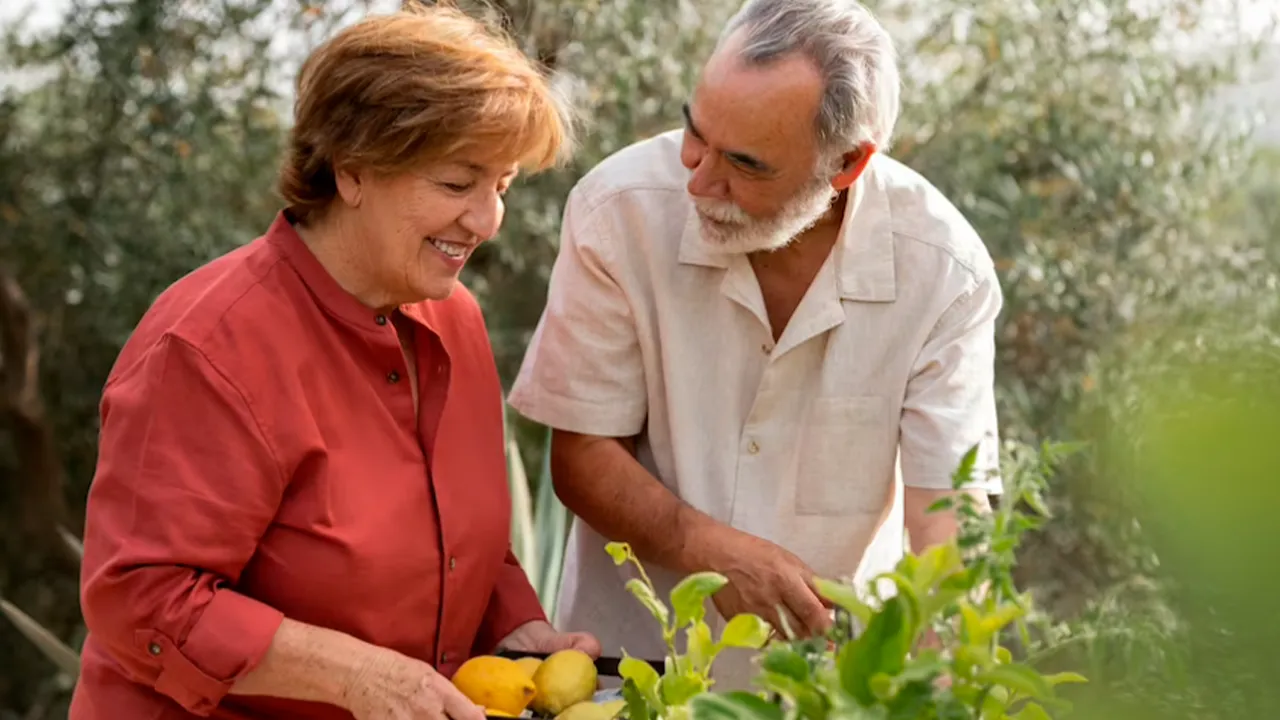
[[69, 212, 545, 719]]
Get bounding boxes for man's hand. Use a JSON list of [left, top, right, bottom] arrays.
[[497, 620, 602, 659], [704, 530, 833, 639]]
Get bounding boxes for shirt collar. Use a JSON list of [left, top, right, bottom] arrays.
[[266, 210, 422, 332], [678, 156, 897, 303]]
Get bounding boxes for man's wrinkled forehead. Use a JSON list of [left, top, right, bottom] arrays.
[[689, 34, 824, 171]]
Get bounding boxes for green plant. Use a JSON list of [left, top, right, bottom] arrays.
[[593, 441, 1090, 720], [504, 403, 571, 616], [604, 542, 773, 720]]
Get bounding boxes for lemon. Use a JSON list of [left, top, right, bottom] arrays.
[[555, 700, 626, 720], [529, 649, 598, 716], [451, 655, 538, 716], [514, 656, 543, 679]]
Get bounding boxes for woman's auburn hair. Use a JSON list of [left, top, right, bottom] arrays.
[[278, 1, 575, 223]]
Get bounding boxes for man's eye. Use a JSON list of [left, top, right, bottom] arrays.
[[442, 182, 473, 193]]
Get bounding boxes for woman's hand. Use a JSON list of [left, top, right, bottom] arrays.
[[342, 646, 487, 720], [497, 620, 602, 658]]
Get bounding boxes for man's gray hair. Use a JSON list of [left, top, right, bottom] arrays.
[[718, 0, 901, 154]]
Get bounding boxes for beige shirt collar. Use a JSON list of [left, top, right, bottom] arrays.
[[675, 163, 898, 358], [676, 161, 898, 304]]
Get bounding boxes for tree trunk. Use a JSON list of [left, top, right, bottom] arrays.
[[0, 268, 78, 568]]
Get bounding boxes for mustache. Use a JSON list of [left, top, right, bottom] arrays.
[[693, 197, 751, 224]]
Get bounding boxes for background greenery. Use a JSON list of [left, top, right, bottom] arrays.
[[1, 0, 1277, 717]]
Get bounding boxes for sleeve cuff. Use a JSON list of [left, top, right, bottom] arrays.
[[139, 590, 284, 715], [473, 564, 547, 655], [507, 382, 645, 438]]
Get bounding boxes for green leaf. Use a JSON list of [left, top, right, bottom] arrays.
[[913, 542, 964, 591], [1022, 488, 1052, 518], [620, 653, 664, 709], [532, 426, 570, 615], [0, 597, 80, 677], [1009, 701, 1053, 720], [759, 646, 810, 681], [979, 601, 1027, 637], [754, 671, 828, 720], [885, 680, 935, 720], [875, 572, 923, 637], [660, 670, 706, 706], [813, 577, 874, 626], [720, 613, 771, 649], [838, 595, 910, 705], [505, 432, 539, 586], [625, 578, 671, 629], [926, 496, 956, 513], [670, 571, 728, 628], [606, 542, 631, 566], [686, 619, 716, 673], [1044, 671, 1088, 686], [950, 443, 981, 490], [622, 677, 655, 720], [689, 692, 783, 720], [899, 652, 948, 684], [868, 672, 894, 700], [976, 663, 1055, 701]]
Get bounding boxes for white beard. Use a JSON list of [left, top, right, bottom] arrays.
[[692, 175, 838, 256]]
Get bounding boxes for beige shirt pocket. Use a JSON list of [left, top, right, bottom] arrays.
[[794, 396, 897, 516]]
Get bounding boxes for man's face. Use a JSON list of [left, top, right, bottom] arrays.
[[679, 33, 843, 254]]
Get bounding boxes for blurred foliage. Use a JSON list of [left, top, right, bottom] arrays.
[[1, 0, 1278, 717], [1060, 323, 1280, 719]]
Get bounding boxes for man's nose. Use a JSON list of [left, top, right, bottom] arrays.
[[686, 156, 728, 201]]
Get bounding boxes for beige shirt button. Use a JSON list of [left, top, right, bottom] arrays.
[[761, 343, 772, 354], [747, 440, 760, 454]]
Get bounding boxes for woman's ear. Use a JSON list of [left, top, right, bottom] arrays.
[[334, 165, 363, 208], [831, 143, 877, 191]]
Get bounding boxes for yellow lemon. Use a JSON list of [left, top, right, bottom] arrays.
[[552, 696, 627, 717], [451, 655, 538, 716], [555, 700, 626, 720], [529, 649, 598, 716], [514, 656, 543, 679]]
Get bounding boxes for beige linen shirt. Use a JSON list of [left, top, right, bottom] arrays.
[[508, 129, 1003, 690]]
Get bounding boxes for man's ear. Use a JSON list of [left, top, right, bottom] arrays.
[[334, 164, 364, 208], [831, 142, 877, 191]]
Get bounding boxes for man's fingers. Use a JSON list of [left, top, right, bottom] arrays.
[[782, 576, 833, 638], [799, 568, 836, 610]]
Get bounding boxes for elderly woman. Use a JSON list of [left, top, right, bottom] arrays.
[[68, 6, 598, 720]]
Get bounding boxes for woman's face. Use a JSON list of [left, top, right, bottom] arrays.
[[336, 153, 518, 304]]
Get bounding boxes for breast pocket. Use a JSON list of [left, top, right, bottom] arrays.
[[794, 396, 898, 516]]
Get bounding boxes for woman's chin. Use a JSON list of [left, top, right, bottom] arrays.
[[413, 276, 461, 302]]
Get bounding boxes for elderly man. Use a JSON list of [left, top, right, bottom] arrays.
[[507, 0, 1003, 689]]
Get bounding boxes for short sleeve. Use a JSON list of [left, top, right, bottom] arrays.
[[79, 333, 287, 716], [899, 267, 1005, 495], [508, 189, 647, 437]]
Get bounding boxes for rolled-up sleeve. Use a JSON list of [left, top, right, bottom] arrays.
[[900, 267, 1005, 495], [472, 547, 547, 654], [508, 189, 647, 437], [80, 333, 286, 716]]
